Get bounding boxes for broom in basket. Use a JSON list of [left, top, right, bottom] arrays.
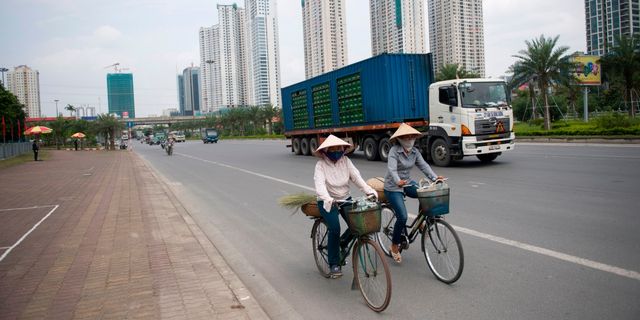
[[278, 193, 321, 217]]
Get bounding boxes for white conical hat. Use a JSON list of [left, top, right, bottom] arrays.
[[316, 134, 351, 152], [389, 123, 422, 142]]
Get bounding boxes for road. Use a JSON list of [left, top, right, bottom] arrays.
[[134, 139, 640, 319]]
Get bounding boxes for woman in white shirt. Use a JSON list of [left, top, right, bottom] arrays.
[[314, 135, 377, 278]]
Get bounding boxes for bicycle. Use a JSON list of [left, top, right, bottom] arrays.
[[309, 196, 392, 312], [376, 179, 464, 284]]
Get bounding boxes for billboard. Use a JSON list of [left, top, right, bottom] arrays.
[[573, 55, 601, 86]]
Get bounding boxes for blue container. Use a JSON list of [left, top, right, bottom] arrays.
[[281, 54, 435, 132]]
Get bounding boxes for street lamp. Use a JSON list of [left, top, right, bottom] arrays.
[[54, 99, 59, 117]]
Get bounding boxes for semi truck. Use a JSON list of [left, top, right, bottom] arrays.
[[281, 54, 515, 166]]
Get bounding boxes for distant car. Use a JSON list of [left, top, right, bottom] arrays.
[[169, 131, 186, 142]]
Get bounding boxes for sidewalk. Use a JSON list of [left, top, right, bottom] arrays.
[[0, 150, 269, 319]]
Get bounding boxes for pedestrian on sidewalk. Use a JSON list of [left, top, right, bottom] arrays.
[[74, 139, 79, 151], [32, 139, 39, 161]]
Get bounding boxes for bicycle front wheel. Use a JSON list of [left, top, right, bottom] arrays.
[[352, 238, 392, 312], [311, 219, 331, 278], [421, 218, 464, 284], [376, 205, 396, 257]]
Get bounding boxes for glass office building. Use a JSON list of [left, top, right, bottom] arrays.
[[585, 0, 640, 56], [107, 73, 135, 118]]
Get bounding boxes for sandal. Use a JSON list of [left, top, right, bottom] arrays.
[[390, 246, 402, 264]]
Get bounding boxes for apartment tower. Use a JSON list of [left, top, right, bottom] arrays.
[[585, 0, 640, 56], [6, 65, 41, 118], [302, 0, 348, 79], [245, 0, 282, 107], [428, 0, 486, 76], [370, 0, 426, 56]]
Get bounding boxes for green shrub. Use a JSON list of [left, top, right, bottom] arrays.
[[594, 113, 634, 129]]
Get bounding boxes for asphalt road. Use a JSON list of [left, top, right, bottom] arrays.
[[134, 139, 640, 320]]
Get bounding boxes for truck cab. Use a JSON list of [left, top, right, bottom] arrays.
[[427, 79, 515, 166], [201, 128, 219, 144]]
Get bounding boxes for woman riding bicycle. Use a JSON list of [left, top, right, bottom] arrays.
[[314, 135, 377, 278], [384, 123, 445, 263]]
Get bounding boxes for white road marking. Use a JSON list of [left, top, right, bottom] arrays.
[[0, 247, 10, 250], [0, 205, 60, 262], [177, 153, 640, 281], [0, 205, 57, 212]]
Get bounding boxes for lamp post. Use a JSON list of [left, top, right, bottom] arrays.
[[54, 99, 59, 118]]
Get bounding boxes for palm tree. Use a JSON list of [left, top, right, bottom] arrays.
[[512, 35, 574, 130], [508, 62, 539, 120], [94, 114, 122, 150], [65, 104, 76, 117], [600, 35, 640, 117], [436, 63, 480, 81], [261, 104, 277, 135]]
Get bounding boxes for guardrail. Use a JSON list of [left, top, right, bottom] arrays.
[[0, 142, 31, 160]]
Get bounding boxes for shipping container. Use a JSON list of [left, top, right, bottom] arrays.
[[282, 54, 435, 133]]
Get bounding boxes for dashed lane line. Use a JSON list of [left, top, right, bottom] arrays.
[[176, 152, 640, 281]]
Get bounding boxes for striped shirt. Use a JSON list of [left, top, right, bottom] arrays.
[[314, 156, 376, 212]]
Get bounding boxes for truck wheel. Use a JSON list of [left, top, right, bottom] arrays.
[[363, 137, 380, 161], [301, 137, 311, 156], [477, 153, 499, 163], [430, 139, 451, 167], [292, 138, 302, 155], [309, 137, 318, 154], [378, 137, 391, 162]]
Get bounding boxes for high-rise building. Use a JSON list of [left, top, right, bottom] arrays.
[[428, 0, 485, 77], [106, 73, 135, 118], [245, 0, 282, 107], [217, 4, 251, 107], [302, 0, 348, 79], [181, 66, 200, 116], [199, 25, 222, 112], [177, 74, 185, 114], [370, 0, 426, 56], [6, 65, 41, 118], [585, 0, 640, 56]]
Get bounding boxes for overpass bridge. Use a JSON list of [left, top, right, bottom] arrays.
[[119, 115, 207, 126]]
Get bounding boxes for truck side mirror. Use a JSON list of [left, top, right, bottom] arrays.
[[447, 87, 458, 112]]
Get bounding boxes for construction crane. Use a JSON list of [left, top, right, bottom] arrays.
[[103, 62, 129, 73]]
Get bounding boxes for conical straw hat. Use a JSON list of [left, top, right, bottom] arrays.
[[316, 134, 351, 152], [389, 123, 422, 142]]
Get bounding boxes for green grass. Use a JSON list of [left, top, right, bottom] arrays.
[[515, 119, 640, 137], [0, 150, 49, 170]]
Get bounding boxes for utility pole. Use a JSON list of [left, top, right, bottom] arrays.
[[54, 99, 59, 117]]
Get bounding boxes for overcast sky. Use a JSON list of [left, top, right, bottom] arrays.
[[0, 0, 586, 117]]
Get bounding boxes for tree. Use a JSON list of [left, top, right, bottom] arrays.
[[600, 35, 640, 117], [0, 84, 27, 142], [94, 114, 123, 150], [512, 35, 574, 130], [65, 104, 76, 117], [436, 63, 480, 81]]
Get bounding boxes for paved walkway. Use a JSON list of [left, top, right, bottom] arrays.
[[0, 150, 269, 319]]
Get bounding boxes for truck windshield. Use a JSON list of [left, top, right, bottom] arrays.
[[206, 130, 217, 137], [458, 82, 509, 108]]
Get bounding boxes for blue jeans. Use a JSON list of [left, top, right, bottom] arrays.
[[318, 199, 353, 266], [384, 182, 419, 245]]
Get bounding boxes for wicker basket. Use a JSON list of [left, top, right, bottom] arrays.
[[343, 203, 382, 235], [301, 202, 321, 218], [417, 187, 450, 216], [366, 177, 386, 202]]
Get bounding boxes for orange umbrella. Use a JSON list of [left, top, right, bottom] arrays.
[[24, 126, 53, 135], [71, 132, 86, 138]]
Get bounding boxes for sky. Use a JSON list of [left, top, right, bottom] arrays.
[[0, 0, 587, 117]]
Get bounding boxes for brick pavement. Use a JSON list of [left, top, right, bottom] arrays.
[[0, 150, 269, 319]]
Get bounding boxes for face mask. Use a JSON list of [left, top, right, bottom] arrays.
[[325, 150, 344, 162], [399, 138, 416, 150]]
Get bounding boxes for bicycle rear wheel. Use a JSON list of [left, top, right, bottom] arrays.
[[376, 205, 396, 257], [352, 238, 392, 312], [421, 218, 464, 284], [311, 219, 331, 278]]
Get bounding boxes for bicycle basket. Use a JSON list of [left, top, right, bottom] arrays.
[[301, 202, 321, 218], [417, 185, 450, 216], [343, 202, 381, 235]]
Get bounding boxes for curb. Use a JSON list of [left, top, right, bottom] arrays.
[[516, 137, 640, 144]]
